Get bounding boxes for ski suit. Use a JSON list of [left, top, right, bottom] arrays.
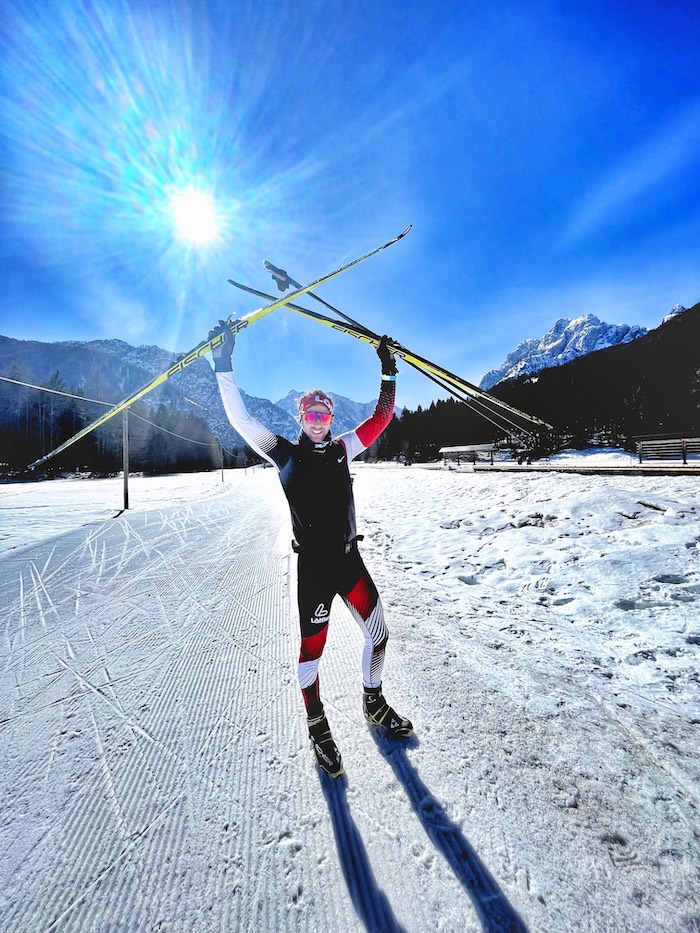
[[216, 369, 395, 718]]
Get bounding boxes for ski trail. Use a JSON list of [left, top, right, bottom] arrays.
[[10, 467, 696, 931], [1, 470, 341, 932], [87, 704, 130, 835], [29, 562, 53, 634], [51, 653, 157, 743], [2, 466, 699, 932], [42, 794, 185, 933]]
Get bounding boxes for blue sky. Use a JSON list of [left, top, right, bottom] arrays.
[[1, 0, 699, 410]]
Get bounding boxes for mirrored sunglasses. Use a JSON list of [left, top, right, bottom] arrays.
[[303, 411, 332, 425]]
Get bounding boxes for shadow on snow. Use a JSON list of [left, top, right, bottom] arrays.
[[371, 731, 529, 932], [319, 769, 407, 933], [319, 732, 529, 932]]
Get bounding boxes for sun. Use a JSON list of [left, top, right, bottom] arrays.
[[170, 186, 220, 245]]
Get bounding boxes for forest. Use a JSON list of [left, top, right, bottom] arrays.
[[0, 367, 252, 477], [372, 302, 700, 463], [1, 303, 698, 476]]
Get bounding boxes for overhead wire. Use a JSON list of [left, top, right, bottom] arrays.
[[0, 374, 237, 456]]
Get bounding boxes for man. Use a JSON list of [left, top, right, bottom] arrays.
[[210, 321, 412, 777]]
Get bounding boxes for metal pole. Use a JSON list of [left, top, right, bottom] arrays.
[[123, 409, 130, 510], [220, 443, 224, 482]]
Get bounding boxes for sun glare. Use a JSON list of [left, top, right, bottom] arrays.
[[170, 186, 220, 245]]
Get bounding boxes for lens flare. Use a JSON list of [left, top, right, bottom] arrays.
[[0, 0, 332, 352], [170, 186, 220, 245], [0, 6, 309, 294]]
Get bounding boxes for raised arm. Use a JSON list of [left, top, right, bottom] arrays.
[[210, 321, 279, 466], [338, 336, 397, 460]]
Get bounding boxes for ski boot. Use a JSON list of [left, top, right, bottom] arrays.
[[308, 712, 343, 777], [363, 687, 413, 738]]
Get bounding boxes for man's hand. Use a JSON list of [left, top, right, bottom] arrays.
[[209, 319, 236, 372], [377, 335, 398, 376]]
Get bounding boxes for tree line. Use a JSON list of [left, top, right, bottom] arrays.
[[0, 367, 252, 477], [365, 302, 700, 462], [3, 303, 697, 475]]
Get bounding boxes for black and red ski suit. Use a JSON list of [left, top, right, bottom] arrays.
[[216, 368, 396, 718]]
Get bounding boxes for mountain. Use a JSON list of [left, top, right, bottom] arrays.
[[0, 335, 375, 454], [663, 303, 687, 324], [480, 313, 649, 390], [0, 334, 298, 454], [389, 303, 699, 459], [490, 302, 700, 441]]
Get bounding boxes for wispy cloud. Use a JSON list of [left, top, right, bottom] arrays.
[[563, 98, 700, 242]]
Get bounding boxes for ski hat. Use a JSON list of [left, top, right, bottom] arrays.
[[298, 389, 334, 416]]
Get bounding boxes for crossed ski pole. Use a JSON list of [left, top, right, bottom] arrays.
[[229, 266, 552, 435], [27, 227, 412, 471]]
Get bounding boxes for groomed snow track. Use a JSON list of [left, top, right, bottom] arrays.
[[0, 473, 528, 932], [1, 468, 698, 932], [1, 474, 337, 932]]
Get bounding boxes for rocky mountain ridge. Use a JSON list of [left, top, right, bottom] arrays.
[[0, 334, 374, 450], [478, 311, 671, 390]]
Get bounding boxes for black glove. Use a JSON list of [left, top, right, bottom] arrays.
[[377, 335, 398, 376], [209, 319, 236, 372]]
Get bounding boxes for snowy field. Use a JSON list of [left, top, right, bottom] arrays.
[[1, 460, 699, 932]]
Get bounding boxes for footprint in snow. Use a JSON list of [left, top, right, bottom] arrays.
[[601, 833, 638, 867]]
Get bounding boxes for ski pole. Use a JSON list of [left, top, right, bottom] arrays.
[[263, 260, 376, 337], [259, 260, 551, 433], [28, 226, 412, 471], [227, 279, 552, 433]]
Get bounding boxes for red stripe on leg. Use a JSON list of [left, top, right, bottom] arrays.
[[344, 576, 377, 621], [299, 627, 329, 663]]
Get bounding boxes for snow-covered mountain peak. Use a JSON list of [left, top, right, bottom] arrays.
[[479, 313, 648, 390], [663, 304, 687, 323]]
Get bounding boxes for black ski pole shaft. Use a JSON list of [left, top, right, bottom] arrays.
[[263, 259, 381, 338], [28, 226, 412, 471]]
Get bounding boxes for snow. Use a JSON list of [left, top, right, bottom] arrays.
[[1, 460, 699, 932], [479, 315, 647, 390], [546, 446, 640, 465]]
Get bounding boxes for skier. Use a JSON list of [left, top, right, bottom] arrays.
[[210, 321, 413, 777]]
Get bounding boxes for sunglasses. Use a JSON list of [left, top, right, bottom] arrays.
[[303, 411, 333, 425]]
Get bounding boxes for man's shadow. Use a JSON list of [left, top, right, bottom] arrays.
[[319, 770, 407, 933], [370, 731, 529, 933]]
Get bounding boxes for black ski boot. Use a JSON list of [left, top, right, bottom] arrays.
[[308, 712, 343, 777], [363, 687, 413, 738]]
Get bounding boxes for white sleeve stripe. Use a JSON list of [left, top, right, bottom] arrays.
[[336, 429, 364, 461]]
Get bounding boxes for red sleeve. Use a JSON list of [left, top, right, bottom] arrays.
[[356, 378, 396, 448]]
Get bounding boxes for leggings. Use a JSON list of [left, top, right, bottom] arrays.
[[296, 545, 388, 717]]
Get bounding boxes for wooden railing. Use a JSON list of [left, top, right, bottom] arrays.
[[636, 437, 700, 464]]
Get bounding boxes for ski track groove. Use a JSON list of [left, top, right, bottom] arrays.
[[10, 469, 681, 929], [42, 794, 185, 933], [0, 495, 261, 930], [87, 703, 130, 836]]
